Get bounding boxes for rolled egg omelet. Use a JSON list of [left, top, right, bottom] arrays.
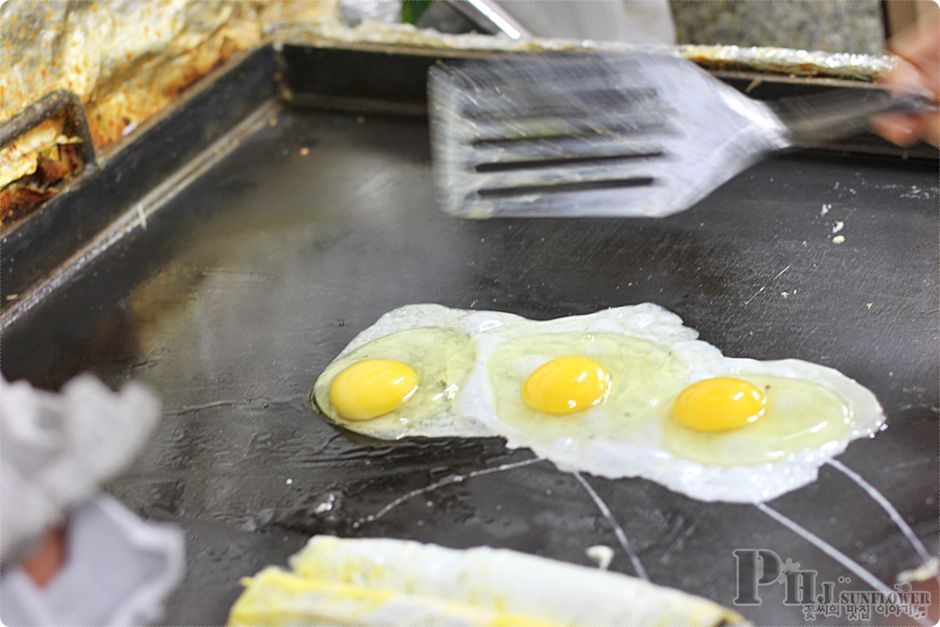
[[229, 536, 746, 626]]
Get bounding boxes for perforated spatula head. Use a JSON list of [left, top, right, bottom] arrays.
[[428, 52, 791, 219], [429, 53, 939, 220]]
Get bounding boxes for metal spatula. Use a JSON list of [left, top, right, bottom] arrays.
[[428, 53, 934, 218]]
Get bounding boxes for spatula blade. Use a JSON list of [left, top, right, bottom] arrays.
[[429, 53, 788, 219]]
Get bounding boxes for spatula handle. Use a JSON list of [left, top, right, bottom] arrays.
[[772, 89, 937, 146]]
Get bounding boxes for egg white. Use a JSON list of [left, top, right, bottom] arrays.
[[313, 303, 885, 503]]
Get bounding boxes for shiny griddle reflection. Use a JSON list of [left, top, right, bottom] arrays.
[[1, 109, 937, 626]]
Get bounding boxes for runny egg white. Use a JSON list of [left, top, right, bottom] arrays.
[[311, 304, 884, 503]]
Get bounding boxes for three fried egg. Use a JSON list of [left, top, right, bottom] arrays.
[[311, 304, 884, 502]]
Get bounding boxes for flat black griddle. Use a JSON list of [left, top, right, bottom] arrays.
[[1, 44, 937, 626]]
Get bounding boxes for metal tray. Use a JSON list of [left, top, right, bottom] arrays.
[[1, 43, 937, 626]]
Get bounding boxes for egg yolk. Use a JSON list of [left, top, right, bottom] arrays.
[[329, 359, 419, 421], [672, 377, 766, 432], [522, 356, 611, 415]]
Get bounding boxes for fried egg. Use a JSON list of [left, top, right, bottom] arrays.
[[310, 304, 884, 502], [229, 536, 744, 626], [311, 325, 482, 439]]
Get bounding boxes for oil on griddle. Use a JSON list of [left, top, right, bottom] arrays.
[[0, 53, 936, 626]]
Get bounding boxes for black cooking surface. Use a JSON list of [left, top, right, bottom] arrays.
[[2, 107, 937, 625]]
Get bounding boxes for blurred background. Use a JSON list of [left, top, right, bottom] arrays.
[[671, 0, 931, 52], [410, 0, 938, 51]]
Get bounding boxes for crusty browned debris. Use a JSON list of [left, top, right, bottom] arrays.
[[0, 0, 337, 227]]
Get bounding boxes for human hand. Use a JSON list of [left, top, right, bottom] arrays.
[[20, 526, 67, 586], [874, 15, 940, 147]]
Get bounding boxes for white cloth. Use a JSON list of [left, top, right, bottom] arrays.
[[0, 374, 183, 626], [0, 374, 160, 562], [1, 494, 184, 626], [494, 0, 676, 45]]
